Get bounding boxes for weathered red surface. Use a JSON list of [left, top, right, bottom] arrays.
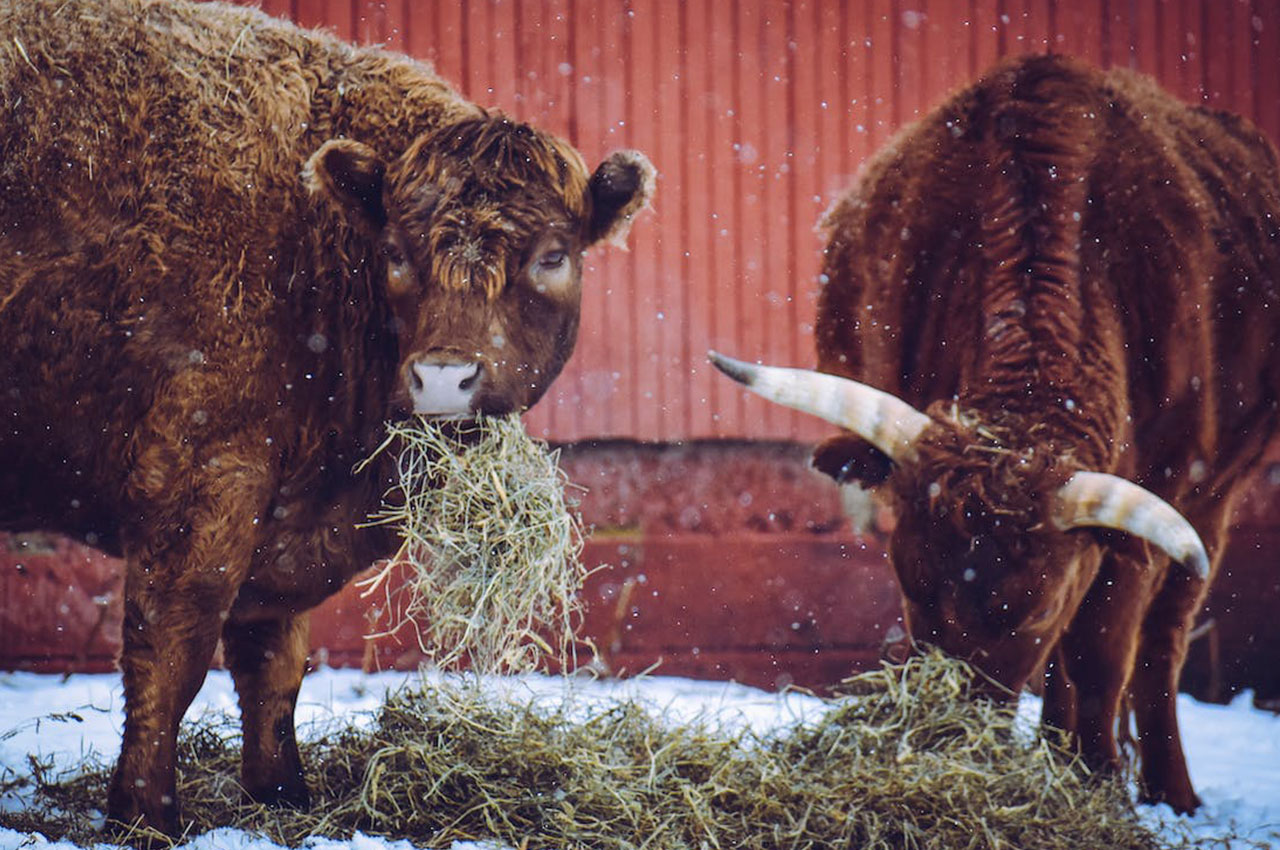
[[2, 440, 1277, 700]]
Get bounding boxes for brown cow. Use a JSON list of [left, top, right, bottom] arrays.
[[712, 54, 1280, 813], [0, 0, 652, 834]]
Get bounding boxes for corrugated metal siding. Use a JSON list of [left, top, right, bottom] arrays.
[[237, 0, 1280, 443]]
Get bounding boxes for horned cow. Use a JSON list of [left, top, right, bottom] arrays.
[[713, 54, 1280, 813], [0, 0, 652, 834]]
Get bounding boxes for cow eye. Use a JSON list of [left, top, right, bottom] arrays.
[[383, 244, 407, 266], [382, 243, 414, 291], [537, 249, 567, 271]]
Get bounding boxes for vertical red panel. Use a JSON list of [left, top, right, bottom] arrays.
[[1107, 0, 1135, 68], [922, 1, 967, 108], [971, 0, 1002, 74], [295, 0, 352, 38], [844, 4, 872, 195], [354, 0, 400, 49], [1056, 0, 1104, 65], [866, 0, 895, 148], [681, 0, 715, 436], [706, 0, 747, 435], [897, 0, 925, 122], [1173, 0, 1202, 102], [758, 1, 793, 437], [514, 0, 543, 122], [1022, 0, 1053, 55], [415, 3, 466, 86], [1227, 0, 1255, 126], [611, 2, 638, 437], [1255, 0, 1280, 145], [731, 0, 765, 431], [652, 0, 686, 439], [1006, 0, 1040, 54], [543, 0, 574, 129], [624, 0, 659, 439], [1132, 0, 1162, 76], [1203, 0, 1232, 109]]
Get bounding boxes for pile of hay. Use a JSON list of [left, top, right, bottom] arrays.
[[1, 652, 1200, 849], [358, 413, 589, 673]]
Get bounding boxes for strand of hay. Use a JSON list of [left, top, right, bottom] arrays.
[[1, 653, 1209, 849], [357, 414, 590, 673]]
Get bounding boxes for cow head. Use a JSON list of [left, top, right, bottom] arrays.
[[708, 351, 1209, 696], [306, 115, 655, 419]]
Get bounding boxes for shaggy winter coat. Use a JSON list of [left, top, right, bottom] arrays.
[[763, 54, 1280, 814], [0, 0, 652, 835]]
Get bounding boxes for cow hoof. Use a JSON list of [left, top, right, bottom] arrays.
[[105, 785, 181, 841], [245, 777, 311, 810], [1140, 786, 1202, 816]]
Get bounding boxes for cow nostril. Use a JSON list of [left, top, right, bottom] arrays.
[[458, 363, 481, 391]]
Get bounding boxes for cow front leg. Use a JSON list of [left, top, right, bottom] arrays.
[[107, 565, 239, 835], [222, 613, 311, 808], [1129, 566, 1208, 814], [1054, 550, 1150, 775], [1040, 643, 1077, 737]]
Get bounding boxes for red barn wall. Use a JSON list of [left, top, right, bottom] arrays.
[[3, 0, 1279, 699], [250, 0, 1278, 445]]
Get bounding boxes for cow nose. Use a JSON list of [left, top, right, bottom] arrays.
[[408, 359, 483, 417]]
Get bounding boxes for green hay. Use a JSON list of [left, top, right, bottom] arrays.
[[357, 413, 589, 673], [0, 652, 1215, 849]]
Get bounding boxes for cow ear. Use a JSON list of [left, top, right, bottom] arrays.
[[586, 150, 656, 249], [304, 139, 388, 231], [812, 433, 894, 486]]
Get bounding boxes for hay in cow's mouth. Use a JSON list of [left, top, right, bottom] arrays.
[[0, 652, 1200, 849], [357, 413, 590, 673]]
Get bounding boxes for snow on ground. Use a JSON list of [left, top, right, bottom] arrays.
[[1, 667, 1277, 849]]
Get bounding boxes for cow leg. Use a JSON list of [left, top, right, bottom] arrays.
[[1127, 568, 1202, 812], [222, 613, 311, 808], [1129, 505, 1227, 814], [1053, 549, 1151, 775], [107, 562, 239, 835], [1040, 643, 1077, 737]]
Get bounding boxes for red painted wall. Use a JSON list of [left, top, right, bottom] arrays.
[[2, 1, 1279, 697], [238, 0, 1279, 444]]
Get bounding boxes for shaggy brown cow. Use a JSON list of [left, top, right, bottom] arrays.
[[712, 53, 1280, 813], [0, 0, 652, 834]]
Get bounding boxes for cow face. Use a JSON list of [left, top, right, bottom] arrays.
[[707, 351, 1209, 698], [884, 415, 1100, 695], [306, 116, 654, 419]]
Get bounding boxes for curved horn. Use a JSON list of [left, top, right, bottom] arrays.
[[1052, 471, 1210, 580], [707, 350, 932, 464]]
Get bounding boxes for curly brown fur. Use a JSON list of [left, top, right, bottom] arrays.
[[813, 54, 1280, 813], [0, 0, 652, 835]]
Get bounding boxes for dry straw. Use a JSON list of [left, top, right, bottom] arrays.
[[1, 652, 1213, 850], [356, 413, 589, 673]]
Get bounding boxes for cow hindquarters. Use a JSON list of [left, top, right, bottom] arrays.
[[222, 613, 311, 809]]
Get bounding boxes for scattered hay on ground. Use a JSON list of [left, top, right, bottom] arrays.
[[357, 413, 590, 673], [1, 652, 1207, 849]]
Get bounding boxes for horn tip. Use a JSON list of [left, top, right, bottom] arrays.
[[707, 350, 755, 387], [1184, 545, 1211, 581]]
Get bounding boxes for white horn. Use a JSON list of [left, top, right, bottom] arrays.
[[1052, 471, 1210, 580], [707, 350, 932, 464]]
